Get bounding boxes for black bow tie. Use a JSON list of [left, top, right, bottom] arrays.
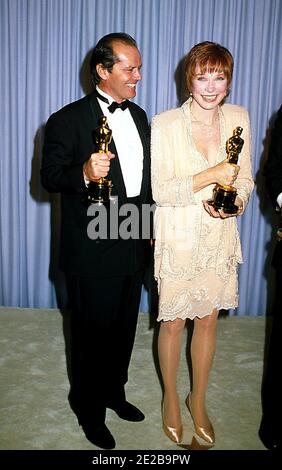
[[95, 89, 129, 113], [108, 100, 129, 113]]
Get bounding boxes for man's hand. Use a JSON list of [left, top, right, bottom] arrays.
[[83, 152, 115, 181]]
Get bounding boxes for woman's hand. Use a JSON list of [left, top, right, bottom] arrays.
[[212, 159, 240, 187], [193, 159, 240, 193], [203, 195, 244, 218]]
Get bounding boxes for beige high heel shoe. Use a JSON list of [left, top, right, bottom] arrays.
[[186, 393, 215, 445], [162, 403, 183, 444]]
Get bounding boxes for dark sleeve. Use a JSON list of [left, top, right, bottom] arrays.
[[41, 110, 86, 194], [264, 105, 282, 206]]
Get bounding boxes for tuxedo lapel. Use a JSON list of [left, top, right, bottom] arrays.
[[128, 103, 150, 204]]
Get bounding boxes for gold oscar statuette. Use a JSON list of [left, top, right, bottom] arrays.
[[87, 116, 113, 203], [209, 126, 244, 214], [277, 227, 282, 242]]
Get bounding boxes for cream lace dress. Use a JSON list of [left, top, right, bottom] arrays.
[[151, 100, 254, 321]]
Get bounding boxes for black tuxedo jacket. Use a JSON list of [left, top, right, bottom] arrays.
[[41, 92, 152, 277], [264, 105, 282, 268], [265, 106, 282, 204]]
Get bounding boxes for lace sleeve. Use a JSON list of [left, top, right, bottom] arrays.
[[234, 111, 254, 211], [151, 116, 197, 207]]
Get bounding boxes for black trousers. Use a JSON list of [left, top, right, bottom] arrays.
[[66, 271, 143, 426], [259, 243, 282, 449]]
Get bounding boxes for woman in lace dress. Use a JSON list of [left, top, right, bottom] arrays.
[[151, 42, 253, 446]]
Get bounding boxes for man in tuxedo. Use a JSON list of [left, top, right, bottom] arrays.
[[41, 33, 152, 449], [260, 104, 282, 450]]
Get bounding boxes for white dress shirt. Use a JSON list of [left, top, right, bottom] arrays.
[[96, 86, 144, 197]]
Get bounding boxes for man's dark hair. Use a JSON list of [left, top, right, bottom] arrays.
[[90, 33, 137, 85]]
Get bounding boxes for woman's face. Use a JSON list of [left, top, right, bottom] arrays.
[[191, 64, 228, 110]]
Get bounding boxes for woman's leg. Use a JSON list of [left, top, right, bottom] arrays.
[[190, 308, 219, 426], [158, 318, 186, 427]]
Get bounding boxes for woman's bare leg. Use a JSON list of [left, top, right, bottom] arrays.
[[190, 308, 219, 426], [158, 318, 186, 427]]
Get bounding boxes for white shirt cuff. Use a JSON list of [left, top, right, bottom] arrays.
[[277, 192, 282, 209]]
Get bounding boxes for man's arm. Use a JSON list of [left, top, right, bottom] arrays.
[[41, 110, 86, 195], [264, 105, 282, 209]]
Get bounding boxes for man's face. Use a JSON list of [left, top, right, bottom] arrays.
[[98, 42, 142, 102]]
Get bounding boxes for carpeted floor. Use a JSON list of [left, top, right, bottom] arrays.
[[0, 307, 267, 451]]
